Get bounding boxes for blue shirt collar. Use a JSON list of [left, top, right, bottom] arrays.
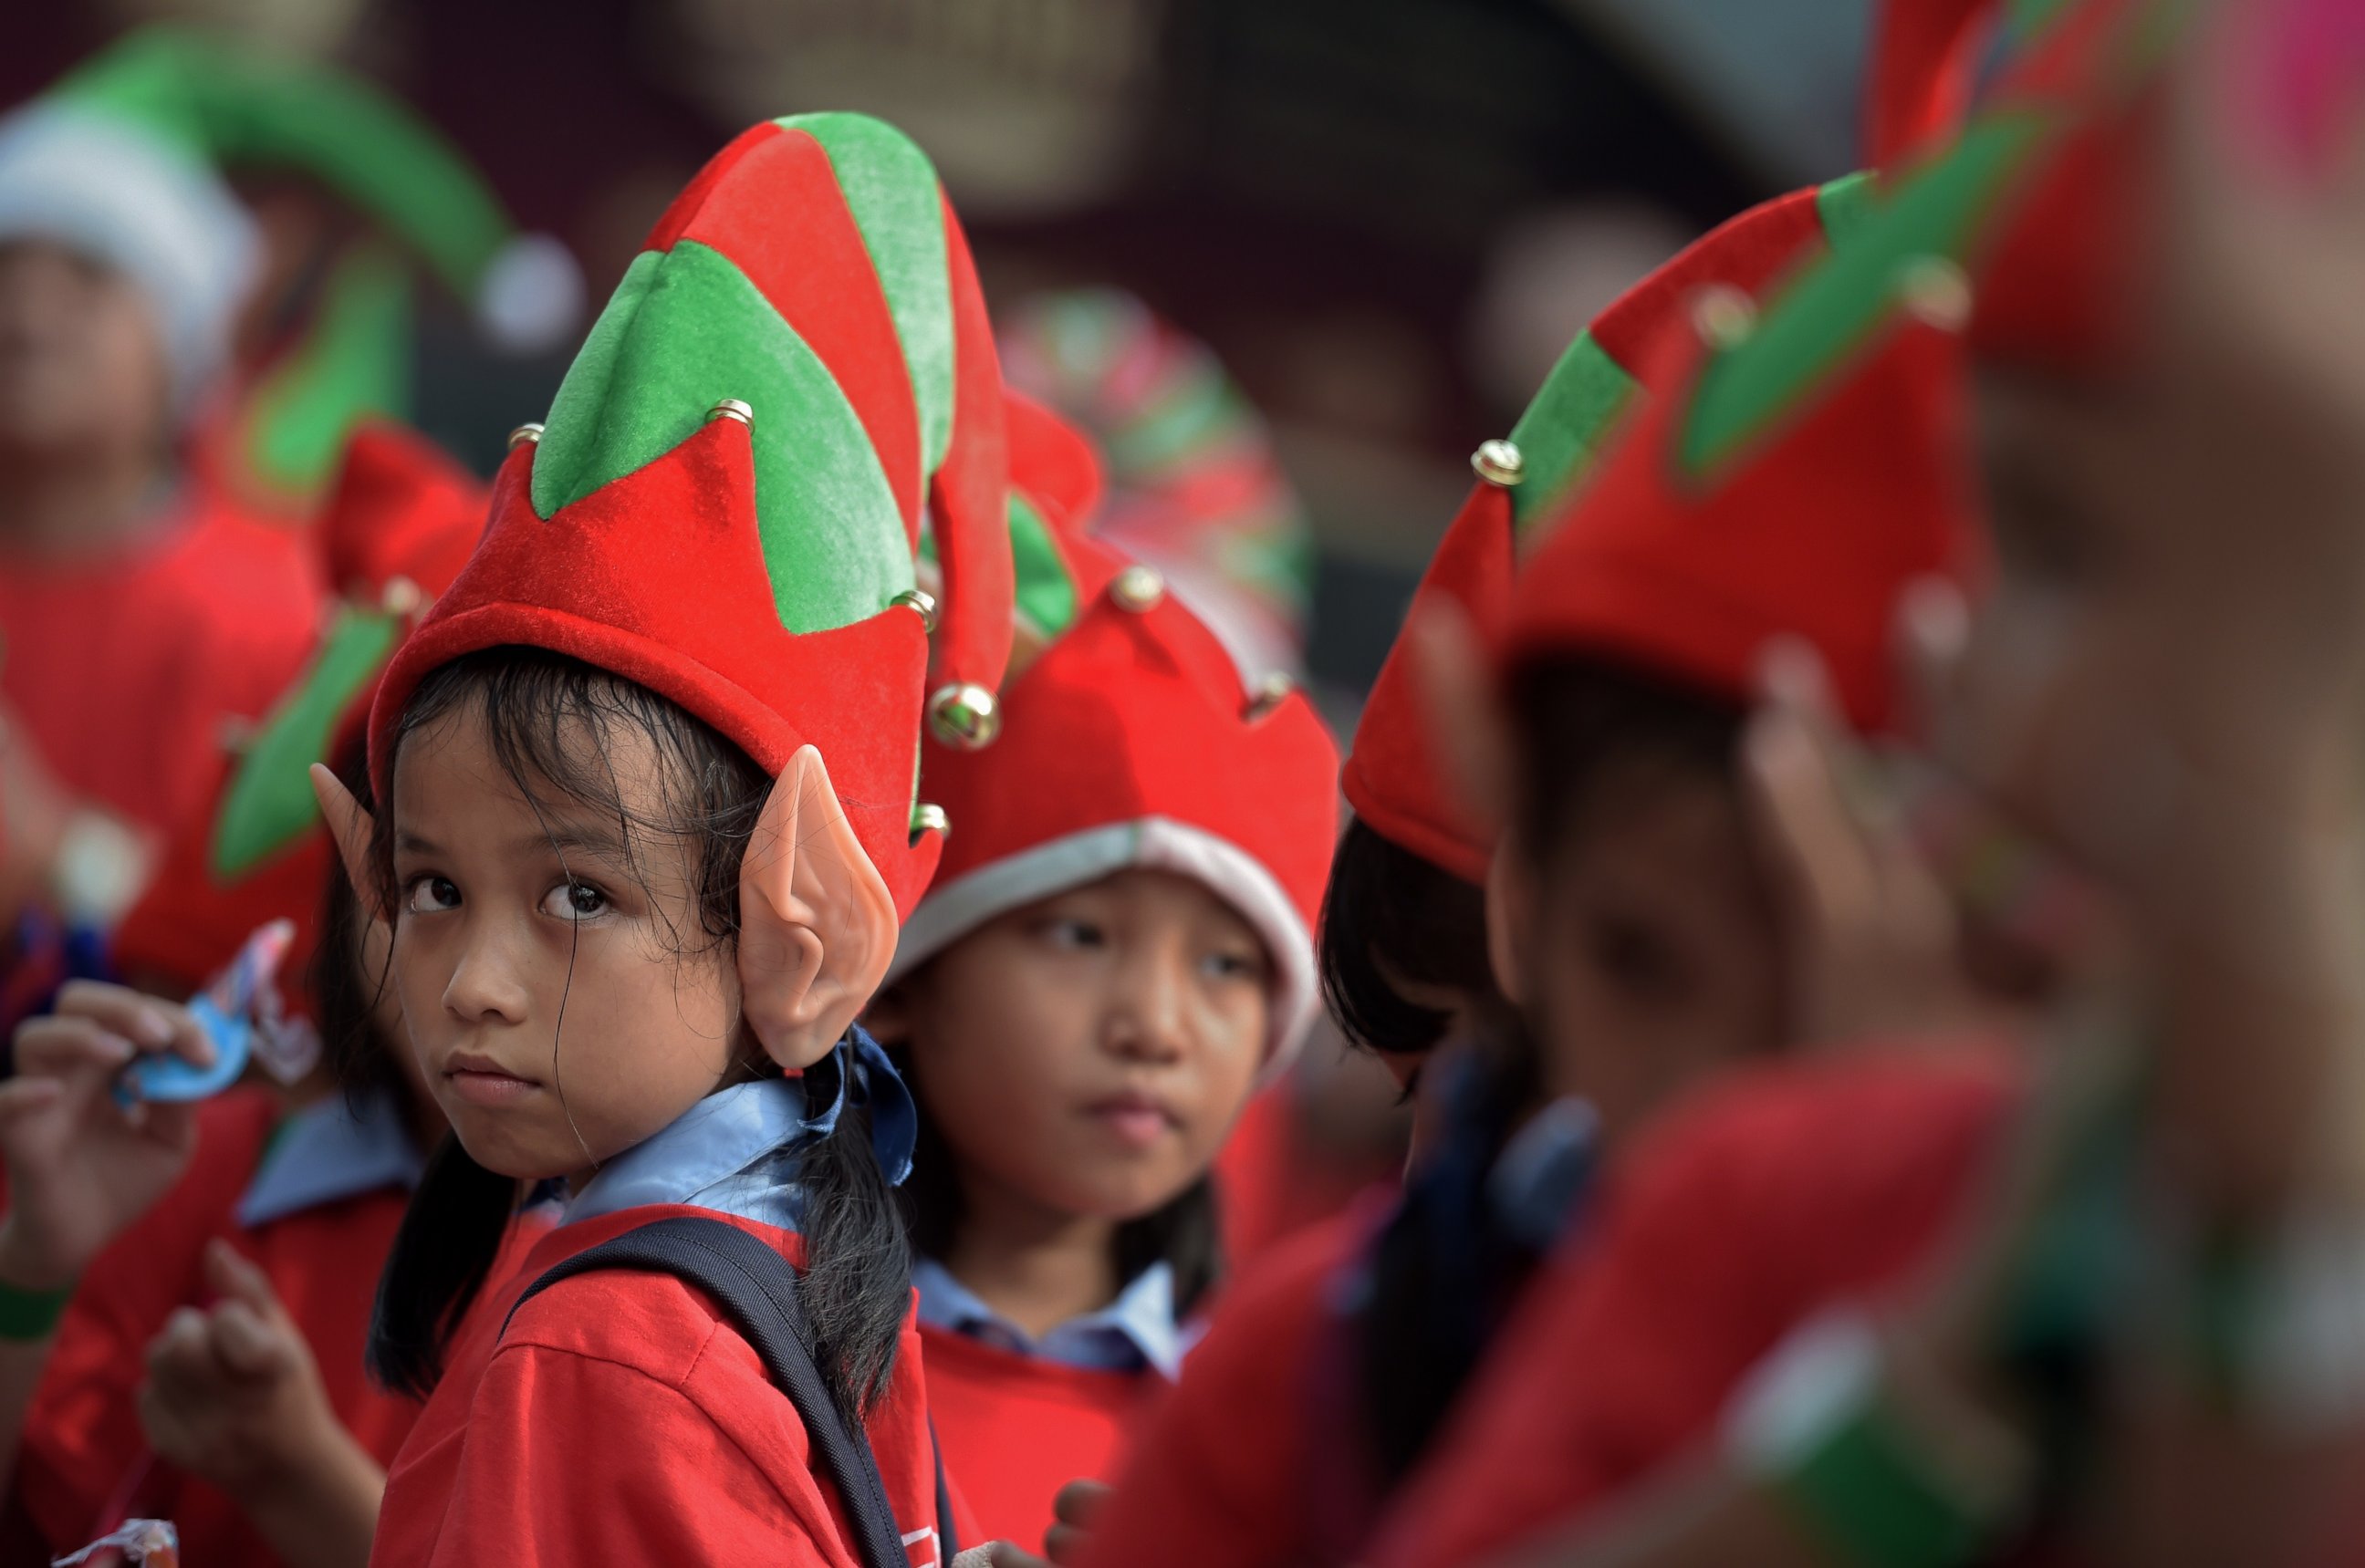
[[236, 1089, 425, 1230], [564, 1026, 918, 1231], [912, 1257, 1184, 1379]]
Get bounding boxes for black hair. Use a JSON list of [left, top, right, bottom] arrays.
[[896, 1060, 1224, 1319], [360, 647, 912, 1427], [1318, 818, 1495, 1061], [1348, 652, 1746, 1493], [312, 742, 408, 1116]]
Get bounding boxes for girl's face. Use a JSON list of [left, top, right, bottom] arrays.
[[879, 869, 1270, 1224], [1516, 770, 1784, 1140], [0, 240, 168, 465], [387, 701, 743, 1180]]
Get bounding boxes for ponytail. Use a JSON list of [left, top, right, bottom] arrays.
[[795, 1095, 913, 1427]]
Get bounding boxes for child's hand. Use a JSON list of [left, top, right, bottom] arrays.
[[1042, 1478, 1108, 1564], [137, 1241, 356, 1501], [0, 981, 213, 1290], [1742, 640, 1982, 1051]]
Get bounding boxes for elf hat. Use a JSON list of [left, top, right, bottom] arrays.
[[111, 423, 485, 997], [53, 26, 581, 355], [370, 115, 1016, 921], [887, 530, 1341, 1070], [1342, 175, 1866, 884], [0, 103, 256, 412]]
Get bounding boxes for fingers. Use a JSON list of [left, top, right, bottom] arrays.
[[0, 1076, 63, 1125], [204, 1241, 297, 1345], [50, 981, 215, 1069], [1050, 1479, 1110, 1530], [11, 1014, 138, 1083], [1895, 575, 1972, 765], [1745, 644, 1883, 937]]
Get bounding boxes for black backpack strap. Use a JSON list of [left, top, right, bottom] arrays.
[[505, 1216, 914, 1568], [930, 1415, 958, 1560]]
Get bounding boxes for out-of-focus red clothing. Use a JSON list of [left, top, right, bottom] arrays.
[[0, 493, 321, 836]]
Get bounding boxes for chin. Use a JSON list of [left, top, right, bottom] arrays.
[[443, 1103, 583, 1182]]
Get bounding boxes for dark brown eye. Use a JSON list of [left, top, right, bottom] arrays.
[[1585, 914, 1690, 1003]]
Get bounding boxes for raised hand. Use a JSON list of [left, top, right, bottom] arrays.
[[0, 981, 214, 1290]]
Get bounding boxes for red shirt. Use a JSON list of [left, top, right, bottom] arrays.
[[921, 1324, 1156, 1552], [0, 493, 321, 835], [1369, 1054, 2020, 1568], [10, 1089, 422, 1567], [370, 1205, 949, 1568], [1078, 1213, 1370, 1568]]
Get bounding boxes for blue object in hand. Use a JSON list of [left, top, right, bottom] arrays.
[[116, 995, 251, 1105]]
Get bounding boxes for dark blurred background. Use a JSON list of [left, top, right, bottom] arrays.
[[5, 0, 1873, 701]]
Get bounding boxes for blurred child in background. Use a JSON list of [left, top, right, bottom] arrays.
[[867, 409, 1338, 1543], [0, 426, 482, 1568]]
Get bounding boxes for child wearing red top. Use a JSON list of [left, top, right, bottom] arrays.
[[327, 113, 1025, 1567], [1070, 113, 1987, 1563], [0, 428, 487, 1568], [1370, 2, 2365, 1562], [0, 97, 318, 920], [862, 414, 1340, 1548]]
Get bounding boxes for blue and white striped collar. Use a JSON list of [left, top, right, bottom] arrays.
[[912, 1257, 1184, 1380]]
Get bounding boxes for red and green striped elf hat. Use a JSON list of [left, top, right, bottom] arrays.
[[885, 416, 1340, 1070], [1340, 173, 1871, 883], [369, 115, 1016, 920], [1494, 0, 2179, 720]]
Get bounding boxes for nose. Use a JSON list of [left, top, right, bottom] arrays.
[[442, 916, 534, 1027], [1106, 938, 1193, 1065]]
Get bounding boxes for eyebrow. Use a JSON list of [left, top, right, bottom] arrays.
[[392, 824, 631, 862]]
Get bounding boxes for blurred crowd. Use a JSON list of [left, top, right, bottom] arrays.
[[2, 1, 2365, 1566]]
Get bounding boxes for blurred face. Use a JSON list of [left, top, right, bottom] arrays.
[[877, 869, 1270, 1223], [1515, 769, 1783, 1139], [1961, 327, 2365, 934], [387, 701, 741, 1179], [0, 240, 169, 462]]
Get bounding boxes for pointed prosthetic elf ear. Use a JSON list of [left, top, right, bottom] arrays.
[[737, 746, 899, 1072], [307, 763, 385, 926]]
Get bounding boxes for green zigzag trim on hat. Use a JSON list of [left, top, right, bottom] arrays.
[[778, 114, 955, 482], [1508, 333, 1640, 532], [532, 243, 915, 635], [239, 246, 412, 495], [1675, 111, 2057, 482], [1009, 493, 1078, 639], [54, 26, 511, 298], [212, 606, 401, 877]]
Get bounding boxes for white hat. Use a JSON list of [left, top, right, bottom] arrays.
[[0, 105, 258, 416]]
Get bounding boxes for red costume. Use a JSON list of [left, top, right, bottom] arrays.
[[0, 496, 319, 839], [373, 1210, 944, 1568]]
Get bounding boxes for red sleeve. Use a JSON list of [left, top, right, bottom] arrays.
[[1370, 1054, 2018, 1568], [14, 1093, 275, 1552], [424, 1331, 843, 1568], [1078, 1216, 1363, 1568]]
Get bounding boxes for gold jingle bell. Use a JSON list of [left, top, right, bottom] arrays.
[[1245, 671, 1296, 719], [910, 802, 950, 843], [928, 683, 1001, 749], [1897, 255, 1974, 333], [506, 422, 545, 451], [891, 587, 938, 633], [705, 398, 755, 426], [1109, 564, 1165, 613], [1471, 439, 1524, 488], [1690, 284, 1757, 350]]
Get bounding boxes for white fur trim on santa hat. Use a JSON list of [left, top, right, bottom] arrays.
[[887, 815, 1318, 1079]]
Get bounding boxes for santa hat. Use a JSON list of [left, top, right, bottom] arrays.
[[110, 423, 485, 996], [52, 26, 584, 500], [1342, 176, 1861, 883], [0, 103, 256, 415], [370, 114, 1016, 921], [886, 444, 1340, 1068]]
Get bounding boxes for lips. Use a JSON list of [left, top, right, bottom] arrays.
[[442, 1051, 541, 1108], [1084, 1089, 1181, 1149]]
